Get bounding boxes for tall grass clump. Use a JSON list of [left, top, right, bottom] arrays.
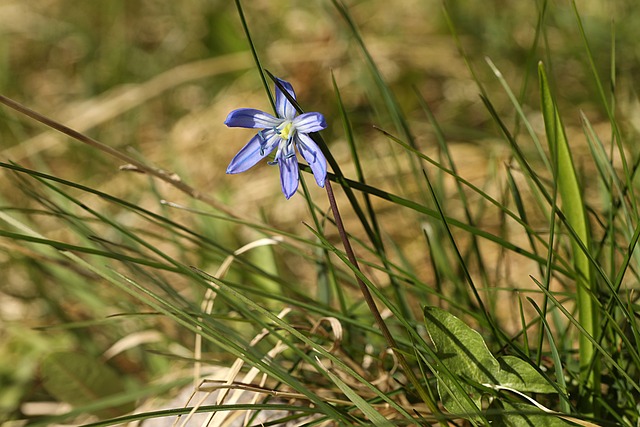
[[1, 0, 640, 426]]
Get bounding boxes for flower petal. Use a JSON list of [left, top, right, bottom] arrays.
[[226, 133, 276, 174], [262, 130, 282, 152], [275, 78, 297, 120], [279, 155, 299, 199], [296, 133, 327, 187], [225, 108, 281, 129], [293, 112, 327, 133]]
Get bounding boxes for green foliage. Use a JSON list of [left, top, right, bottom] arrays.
[[2, 0, 640, 426], [424, 307, 565, 425], [487, 401, 577, 427], [319, 358, 396, 427], [538, 62, 598, 406]]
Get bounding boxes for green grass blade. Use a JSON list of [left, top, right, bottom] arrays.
[[317, 357, 395, 427], [331, 72, 413, 321], [0, 228, 180, 272], [527, 298, 571, 414], [414, 89, 491, 297], [570, 1, 633, 210], [538, 63, 598, 405], [73, 404, 317, 427], [370, 127, 575, 277], [324, 170, 571, 275], [530, 276, 640, 395], [419, 167, 502, 343], [233, 0, 275, 112], [330, 0, 413, 146], [191, 267, 416, 422], [485, 57, 551, 173]]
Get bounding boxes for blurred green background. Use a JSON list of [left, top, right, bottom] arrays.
[[1, 0, 638, 423]]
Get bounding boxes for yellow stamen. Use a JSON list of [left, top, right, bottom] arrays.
[[279, 122, 293, 140]]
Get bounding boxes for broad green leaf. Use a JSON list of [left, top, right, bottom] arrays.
[[496, 356, 555, 393], [487, 401, 577, 427], [539, 62, 598, 397], [41, 351, 135, 419], [424, 307, 555, 416]]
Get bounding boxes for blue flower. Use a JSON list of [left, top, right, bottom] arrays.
[[225, 78, 328, 199]]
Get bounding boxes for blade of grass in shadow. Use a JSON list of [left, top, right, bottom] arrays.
[[516, 294, 530, 358], [527, 298, 572, 414], [418, 167, 501, 342], [534, 171, 560, 371], [530, 275, 640, 394], [312, 208, 347, 313], [570, 0, 634, 212], [329, 0, 413, 149], [538, 62, 599, 407], [625, 295, 640, 383], [505, 167, 544, 277], [422, 225, 445, 301], [422, 222, 471, 308], [512, 0, 548, 137], [413, 89, 491, 306]]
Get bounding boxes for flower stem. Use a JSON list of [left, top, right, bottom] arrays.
[[324, 180, 444, 421]]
